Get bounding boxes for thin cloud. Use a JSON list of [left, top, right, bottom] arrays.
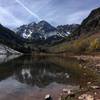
[[0, 6, 23, 27], [15, 0, 40, 21], [0, 0, 100, 28]]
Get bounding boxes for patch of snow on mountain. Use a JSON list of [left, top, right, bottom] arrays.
[[67, 32, 71, 35], [22, 30, 33, 39], [23, 33, 28, 38]]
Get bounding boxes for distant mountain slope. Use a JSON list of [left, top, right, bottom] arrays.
[[0, 24, 25, 43], [49, 7, 100, 53], [57, 24, 79, 34], [0, 24, 30, 53], [71, 7, 100, 38]]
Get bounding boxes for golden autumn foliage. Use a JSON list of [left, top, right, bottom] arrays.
[[49, 35, 100, 53], [89, 38, 100, 51]]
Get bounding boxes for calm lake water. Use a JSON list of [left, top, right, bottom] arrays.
[[0, 55, 99, 100]]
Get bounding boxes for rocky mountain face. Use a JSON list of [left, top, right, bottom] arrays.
[[72, 7, 100, 38], [16, 21, 56, 40], [57, 24, 79, 34], [15, 20, 79, 44]]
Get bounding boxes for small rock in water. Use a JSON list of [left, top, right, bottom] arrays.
[[90, 86, 100, 89], [62, 89, 75, 97], [45, 94, 52, 100], [67, 90, 72, 95], [94, 92, 97, 95], [62, 89, 72, 94], [65, 73, 70, 78], [78, 94, 94, 100], [87, 82, 91, 85], [83, 66, 86, 69], [62, 88, 68, 93], [96, 64, 100, 67], [83, 73, 87, 75]]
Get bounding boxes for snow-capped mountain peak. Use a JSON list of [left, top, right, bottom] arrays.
[[15, 20, 79, 44]]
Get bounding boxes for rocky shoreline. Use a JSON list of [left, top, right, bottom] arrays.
[[59, 85, 100, 100], [59, 54, 100, 100], [42, 54, 100, 100], [74, 54, 100, 73]]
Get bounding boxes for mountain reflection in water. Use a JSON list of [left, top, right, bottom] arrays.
[[0, 55, 97, 87]]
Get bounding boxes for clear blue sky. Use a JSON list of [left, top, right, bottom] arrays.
[[0, 0, 100, 28]]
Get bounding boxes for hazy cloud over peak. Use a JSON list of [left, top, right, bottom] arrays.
[[0, 0, 100, 28]]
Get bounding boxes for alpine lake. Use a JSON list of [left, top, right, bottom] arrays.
[[0, 54, 100, 100]]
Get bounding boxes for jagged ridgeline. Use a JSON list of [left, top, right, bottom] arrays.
[[15, 20, 79, 45]]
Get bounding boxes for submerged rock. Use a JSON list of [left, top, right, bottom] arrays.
[[78, 94, 94, 100], [45, 94, 52, 100], [96, 64, 100, 67], [90, 86, 100, 89], [62, 88, 75, 98]]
